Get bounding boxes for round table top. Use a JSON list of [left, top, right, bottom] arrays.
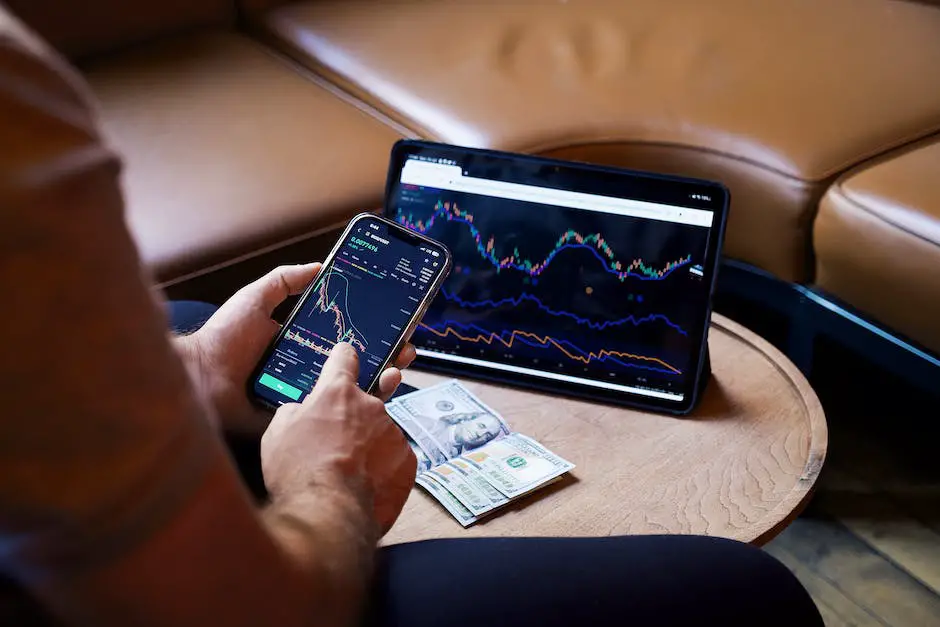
[[385, 314, 828, 546]]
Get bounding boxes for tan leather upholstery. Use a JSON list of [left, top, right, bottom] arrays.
[[84, 32, 403, 285], [257, 0, 940, 281], [814, 137, 940, 354], [4, 0, 232, 59]]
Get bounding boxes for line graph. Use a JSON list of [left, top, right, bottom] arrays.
[[440, 288, 688, 336], [418, 320, 682, 375], [395, 201, 691, 281], [307, 268, 368, 352]]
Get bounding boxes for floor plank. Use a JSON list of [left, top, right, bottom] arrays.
[[814, 468, 940, 597], [816, 602, 851, 627], [876, 483, 940, 538], [765, 541, 886, 627], [830, 446, 940, 540], [767, 517, 940, 627]]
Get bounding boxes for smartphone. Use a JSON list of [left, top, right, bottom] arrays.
[[249, 213, 453, 409]]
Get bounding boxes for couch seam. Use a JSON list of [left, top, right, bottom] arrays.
[[524, 139, 819, 187], [154, 215, 353, 290], [250, 39, 420, 139], [827, 183, 940, 250], [244, 26, 431, 140], [832, 131, 940, 179], [816, 122, 940, 182]]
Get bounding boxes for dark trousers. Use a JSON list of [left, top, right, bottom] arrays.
[[170, 301, 823, 627]]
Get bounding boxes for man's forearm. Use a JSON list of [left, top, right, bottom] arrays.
[[173, 324, 380, 625], [262, 485, 379, 627], [171, 334, 213, 404]]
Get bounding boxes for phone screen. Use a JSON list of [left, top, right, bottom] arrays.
[[252, 216, 450, 406]]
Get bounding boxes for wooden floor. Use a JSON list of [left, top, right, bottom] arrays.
[[762, 343, 940, 627]]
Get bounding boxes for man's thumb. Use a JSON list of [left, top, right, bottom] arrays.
[[319, 342, 360, 384]]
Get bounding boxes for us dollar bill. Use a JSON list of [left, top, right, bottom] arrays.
[[446, 458, 508, 508], [386, 402, 448, 467], [415, 473, 477, 527], [394, 380, 511, 461], [390, 382, 575, 525], [459, 433, 575, 498], [423, 459, 508, 515], [405, 435, 434, 473]]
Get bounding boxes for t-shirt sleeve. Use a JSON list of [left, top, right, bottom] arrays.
[[0, 16, 216, 585]]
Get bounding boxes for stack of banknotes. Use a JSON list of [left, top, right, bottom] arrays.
[[386, 379, 575, 526]]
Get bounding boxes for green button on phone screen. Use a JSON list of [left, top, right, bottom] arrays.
[[258, 373, 303, 401]]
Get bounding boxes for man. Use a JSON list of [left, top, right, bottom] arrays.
[[0, 8, 823, 627], [0, 9, 416, 625]]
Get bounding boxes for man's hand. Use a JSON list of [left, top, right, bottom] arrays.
[[262, 343, 418, 536], [175, 263, 417, 435]]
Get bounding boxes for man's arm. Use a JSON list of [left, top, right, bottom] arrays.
[[0, 16, 380, 627], [262, 488, 378, 621], [44, 445, 379, 627]]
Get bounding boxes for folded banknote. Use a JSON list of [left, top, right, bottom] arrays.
[[387, 380, 574, 526]]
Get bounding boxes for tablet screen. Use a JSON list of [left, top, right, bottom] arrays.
[[385, 141, 729, 413]]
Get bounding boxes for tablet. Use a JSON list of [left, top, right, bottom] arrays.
[[384, 140, 730, 415]]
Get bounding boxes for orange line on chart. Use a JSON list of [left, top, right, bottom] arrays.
[[418, 324, 681, 374]]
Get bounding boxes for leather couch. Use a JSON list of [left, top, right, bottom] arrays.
[[6, 0, 940, 357]]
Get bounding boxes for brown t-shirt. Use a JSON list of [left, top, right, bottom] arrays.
[[0, 6, 214, 618]]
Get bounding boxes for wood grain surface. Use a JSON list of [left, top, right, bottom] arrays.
[[384, 314, 827, 546]]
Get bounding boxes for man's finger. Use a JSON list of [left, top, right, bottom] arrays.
[[377, 367, 403, 402], [394, 343, 417, 370], [237, 263, 322, 316], [318, 342, 360, 385]]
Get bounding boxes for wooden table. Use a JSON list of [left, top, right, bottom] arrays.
[[386, 314, 828, 546]]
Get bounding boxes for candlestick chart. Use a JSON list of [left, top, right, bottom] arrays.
[[254, 221, 445, 402], [394, 191, 711, 393], [285, 267, 369, 356], [397, 200, 692, 282]]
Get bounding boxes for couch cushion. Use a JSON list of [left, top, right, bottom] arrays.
[[814, 137, 940, 355], [256, 0, 940, 282], [83, 31, 403, 285], [4, 0, 233, 60]]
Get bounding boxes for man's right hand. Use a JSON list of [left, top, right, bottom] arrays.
[[260, 342, 417, 536]]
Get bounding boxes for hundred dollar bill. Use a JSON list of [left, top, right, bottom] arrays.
[[405, 435, 434, 473], [394, 380, 511, 461], [460, 433, 575, 498], [415, 473, 477, 527], [447, 458, 508, 508], [424, 462, 501, 516], [386, 402, 448, 467]]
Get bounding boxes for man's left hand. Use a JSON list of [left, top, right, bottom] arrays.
[[175, 263, 417, 435]]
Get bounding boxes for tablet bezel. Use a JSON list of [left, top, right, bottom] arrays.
[[384, 140, 730, 415]]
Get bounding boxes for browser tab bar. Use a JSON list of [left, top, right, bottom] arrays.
[[399, 158, 713, 228]]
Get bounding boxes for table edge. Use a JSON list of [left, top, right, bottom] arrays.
[[711, 313, 829, 544]]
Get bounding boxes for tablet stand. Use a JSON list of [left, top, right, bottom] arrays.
[[696, 345, 712, 402]]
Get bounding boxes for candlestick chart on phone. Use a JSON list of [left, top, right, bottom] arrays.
[[394, 191, 711, 388], [284, 265, 370, 358]]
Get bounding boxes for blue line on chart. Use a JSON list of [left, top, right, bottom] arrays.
[[440, 288, 688, 336]]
